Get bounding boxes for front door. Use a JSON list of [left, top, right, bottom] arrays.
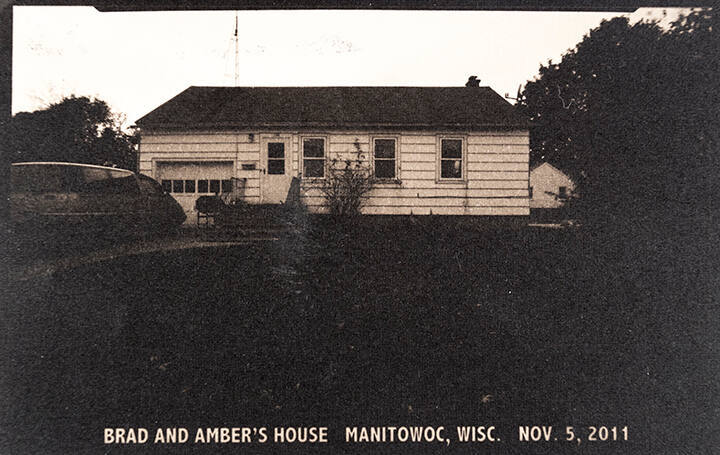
[[261, 137, 292, 204]]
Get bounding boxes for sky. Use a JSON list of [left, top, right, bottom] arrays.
[[12, 7, 683, 126]]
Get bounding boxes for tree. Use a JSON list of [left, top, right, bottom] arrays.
[[518, 9, 720, 234], [7, 96, 137, 170]]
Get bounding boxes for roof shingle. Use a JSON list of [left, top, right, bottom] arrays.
[[136, 86, 527, 130]]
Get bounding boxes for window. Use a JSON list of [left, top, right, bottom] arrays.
[[267, 142, 285, 175], [373, 138, 397, 179], [302, 137, 325, 178], [558, 186, 568, 198], [78, 168, 139, 194], [439, 138, 464, 180], [11, 164, 74, 193], [163, 178, 232, 194], [529, 186, 534, 198]]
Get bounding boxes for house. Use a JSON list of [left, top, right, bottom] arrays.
[[529, 162, 575, 209], [135, 85, 530, 219]]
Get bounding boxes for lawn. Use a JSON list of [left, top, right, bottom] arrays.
[[2, 217, 717, 454]]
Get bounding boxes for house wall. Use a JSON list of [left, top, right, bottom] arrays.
[[529, 164, 575, 209], [138, 129, 530, 218]]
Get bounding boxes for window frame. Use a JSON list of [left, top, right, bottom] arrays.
[[371, 136, 400, 182], [301, 135, 328, 179], [161, 178, 234, 195], [266, 141, 287, 175], [172, 179, 184, 193], [436, 135, 467, 182]]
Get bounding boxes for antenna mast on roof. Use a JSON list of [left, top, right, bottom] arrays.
[[234, 11, 239, 87]]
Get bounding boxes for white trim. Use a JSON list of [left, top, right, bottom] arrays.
[[371, 135, 400, 182], [259, 134, 293, 203], [300, 135, 328, 179], [436, 135, 467, 182]]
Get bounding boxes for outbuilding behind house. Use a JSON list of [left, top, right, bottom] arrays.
[[529, 162, 575, 209]]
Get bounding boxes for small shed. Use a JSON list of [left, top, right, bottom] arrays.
[[529, 162, 574, 209]]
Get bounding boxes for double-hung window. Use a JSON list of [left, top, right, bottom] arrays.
[[302, 137, 326, 178], [439, 137, 465, 180], [373, 137, 397, 180]]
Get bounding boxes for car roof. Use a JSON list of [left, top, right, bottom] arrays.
[[12, 162, 135, 175]]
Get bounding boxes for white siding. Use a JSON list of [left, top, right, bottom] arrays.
[[139, 129, 530, 217], [529, 163, 575, 209]]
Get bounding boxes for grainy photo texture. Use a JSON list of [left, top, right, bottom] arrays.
[[2, 3, 718, 454]]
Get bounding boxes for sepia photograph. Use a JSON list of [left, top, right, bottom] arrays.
[[1, 1, 718, 453]]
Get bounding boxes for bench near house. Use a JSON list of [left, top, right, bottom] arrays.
[[135, 85, 530, 220]]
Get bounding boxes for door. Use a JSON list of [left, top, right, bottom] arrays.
[[261, 137, 292, 204]]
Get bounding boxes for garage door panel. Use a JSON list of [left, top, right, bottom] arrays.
[[156, 161, 234, 180], [156, 161, 235, 223]]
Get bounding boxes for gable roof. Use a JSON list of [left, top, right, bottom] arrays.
[[135, 86, 527, 131], [531, 162, 572, 180]]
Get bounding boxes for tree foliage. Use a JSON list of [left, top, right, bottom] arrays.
[[518, 9, 720, 233], [7, 96, 137, 170]]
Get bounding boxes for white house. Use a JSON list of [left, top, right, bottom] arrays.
[[529, 162, 575, 209], [135, 85, 530, 219]]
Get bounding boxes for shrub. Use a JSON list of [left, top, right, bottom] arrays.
[[320, 139, 374, 218]]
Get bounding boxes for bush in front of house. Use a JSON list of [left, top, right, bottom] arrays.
[[319, 139, 374, 219]]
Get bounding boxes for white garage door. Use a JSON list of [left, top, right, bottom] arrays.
[[156, 161, 234, 219]]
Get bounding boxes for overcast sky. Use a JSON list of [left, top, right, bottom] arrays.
[[12, 7, 682, 126]]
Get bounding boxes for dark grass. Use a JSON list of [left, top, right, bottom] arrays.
[[1, 217, 718, 454]]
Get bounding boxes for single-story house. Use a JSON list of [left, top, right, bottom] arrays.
[[135, 85, 530, 219], [529, 162, 575, 209]]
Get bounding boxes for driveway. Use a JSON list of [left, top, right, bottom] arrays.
[[6, 226, 285, 282]]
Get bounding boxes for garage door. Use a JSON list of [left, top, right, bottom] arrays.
[[156, 161, 234, 218]]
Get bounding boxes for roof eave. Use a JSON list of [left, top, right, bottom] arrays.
[[136, 121, 530, 131]]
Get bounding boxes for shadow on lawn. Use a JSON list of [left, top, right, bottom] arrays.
[[2, 215, 718, 453]]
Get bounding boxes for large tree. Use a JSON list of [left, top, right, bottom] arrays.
[[518, 9, 720, 233], [7, 96, 137, 170]]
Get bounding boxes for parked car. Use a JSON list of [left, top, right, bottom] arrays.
[[10, 162, 186, 234]]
